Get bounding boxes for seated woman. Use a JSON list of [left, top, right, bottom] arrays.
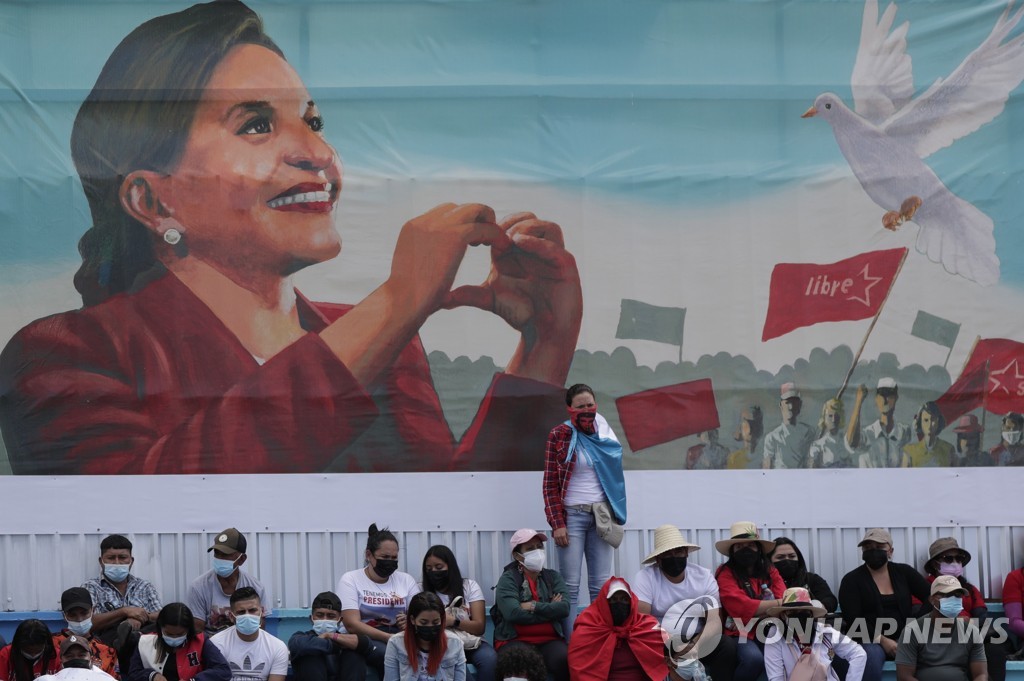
[[0, 620, 60, 681], [714, 521, 786, 681], [492, 529, 569, 681], [920, 538, 1006, 681], [568, 577, 668, 681], [384, 592, 466, 681], [338, 524, 421, 679], [901, 403, 954, 467], [126, 603, 230, 681], [837, 529, 931, 681], [769, 537, 839, 613], [634, 524, 737, 681], [763, 588, 866, 681], [420, 545, 496, 681], [1003, 562, 1024, 654]]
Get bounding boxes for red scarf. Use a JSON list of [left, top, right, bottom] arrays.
[[568, 577, 666, 681]]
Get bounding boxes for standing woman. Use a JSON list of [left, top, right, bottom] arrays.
[[714, 521, 786, 681], [421, 545, 496, 681], [338, 524, 421, 679], [768, 537, 839, 613], [0, 620, 60, 681], [126, 603, 230, 681], [493, 529, 570, 681], [384, 592, 466, 681], [542, 383, 625, 634]]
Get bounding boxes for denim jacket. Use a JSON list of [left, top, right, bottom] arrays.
[[383, 631, 466, 681]]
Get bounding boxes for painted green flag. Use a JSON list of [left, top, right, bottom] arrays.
[[911, 310, 960, 349], [615, 299, 686, 347]]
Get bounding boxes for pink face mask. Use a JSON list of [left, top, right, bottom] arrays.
[[939, 562, 964, 578]]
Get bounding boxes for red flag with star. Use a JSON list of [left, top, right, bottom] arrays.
[[937, 338, 1024, 419], [762, 248, 907, 341]]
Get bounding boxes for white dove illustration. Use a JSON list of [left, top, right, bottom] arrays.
[[803, 0, 1024, 286]]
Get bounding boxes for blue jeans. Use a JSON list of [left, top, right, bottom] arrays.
[[557, 505, 614, 638], [733, 636, 765, 681], [466, 641, 497, 681], [861, 643, 886, 681]]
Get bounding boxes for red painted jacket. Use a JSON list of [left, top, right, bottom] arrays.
[[0, 272, 563, 474]]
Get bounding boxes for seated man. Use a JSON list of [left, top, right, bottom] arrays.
[[53, 588, 120, 679], [81, 534, 162, 671], [185, 528, 272, 635], [209, 587, 288, 681], [896, 576, 987, 681], [288, 591, 374, 681], [568, 577, 670, 681], [37, 635, 116, 680]]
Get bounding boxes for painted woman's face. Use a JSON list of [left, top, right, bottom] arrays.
[[160, 44, 343, 276]]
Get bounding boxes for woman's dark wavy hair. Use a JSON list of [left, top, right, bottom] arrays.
[[9, 619, 55, 681], [768, 536, 809, 586], [71, 0, 283, 306], [422, 544, 466, 602]]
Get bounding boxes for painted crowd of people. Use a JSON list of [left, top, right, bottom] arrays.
[[685, 379, 1024, 470]]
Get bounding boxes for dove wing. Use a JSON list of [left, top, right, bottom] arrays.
[[852, 0, 915, 124], [883, 0, 1024, 159], [915, 190, 1000, 286]]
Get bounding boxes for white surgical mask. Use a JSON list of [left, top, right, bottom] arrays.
[[520, 549, 546, 572], [67, 618, 92, 636], [1004, 430, 1021, 445], [312, 619, 339, 635]]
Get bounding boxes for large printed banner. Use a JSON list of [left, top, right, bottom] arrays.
[[2, 0, 1024, 475]]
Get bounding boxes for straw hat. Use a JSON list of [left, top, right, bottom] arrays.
[[714, 521, 775, 556], [765, 587, 827, 618], [642, 525, 701, 564]]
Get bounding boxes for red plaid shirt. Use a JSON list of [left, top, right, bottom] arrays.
[[543, 423, 576, 530]]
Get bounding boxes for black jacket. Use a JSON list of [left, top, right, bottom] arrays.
[[838, 562, 932, 643]]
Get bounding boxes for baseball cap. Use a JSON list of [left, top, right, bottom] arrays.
[[876, 377, 898, 393], [509, 529, 548, 552], [59, 636, 90, 656], [780, 382, 801, 400], [930, 574, 967, 597], [606, 579, 630, 599], [311, 591, 341, 612], [208, 528, 247, 554], [858, 528, 892, 547], [61, 587, 93, 612]]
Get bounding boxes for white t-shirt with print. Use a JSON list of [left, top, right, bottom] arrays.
[[210, 627, 289, 681], [421, 578, 485, 607], [632, 562, 720, 619], [337, 568, 421, 628]]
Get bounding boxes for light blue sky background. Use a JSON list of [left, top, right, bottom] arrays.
[[1, 0, 1022, 284]]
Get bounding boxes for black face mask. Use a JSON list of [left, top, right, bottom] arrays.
[[374, 559, 399, 578], [862, 549, 888, 570], [731, 548, 759, 570], [425, 570, 449, 589], [774, 559, 800, 580], [415, 624, 442, 642], [609, 601, 632, 626], [63, 659, 92, 670], [660, 556, 688, 578], [786, 614, 814, 638]]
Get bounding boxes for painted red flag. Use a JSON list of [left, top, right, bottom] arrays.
[[937, 338, 1024, 419], [762, 248, 907, 341], [615, 379, 718, 451]]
